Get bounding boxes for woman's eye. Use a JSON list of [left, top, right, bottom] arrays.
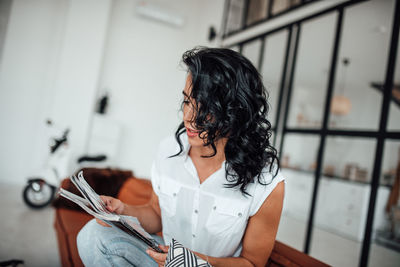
[[183, 100, 190, 105]]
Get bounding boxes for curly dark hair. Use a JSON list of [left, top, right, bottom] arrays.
[[171, 47, 279, 195]]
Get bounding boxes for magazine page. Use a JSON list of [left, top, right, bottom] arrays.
[[58, 170, 162, 252], [59, 188, 120, 221], [70, 172, 106, 214]]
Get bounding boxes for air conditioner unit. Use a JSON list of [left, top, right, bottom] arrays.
[[136, 1, 185, 28]]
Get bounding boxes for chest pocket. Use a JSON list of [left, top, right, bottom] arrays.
[[205, 196, 249, 237], [158, 178, 181, 217]]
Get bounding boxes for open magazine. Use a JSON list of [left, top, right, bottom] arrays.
[[58, 170, 163, 253]]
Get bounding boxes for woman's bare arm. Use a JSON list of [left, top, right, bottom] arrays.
[[122, 190, 163, 234], [100, 190, 162, 234]]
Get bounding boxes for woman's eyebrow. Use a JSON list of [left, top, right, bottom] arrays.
[[182, 91, 189, 98]]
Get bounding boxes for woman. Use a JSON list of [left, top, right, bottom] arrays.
[[77, 47, 285, 267]]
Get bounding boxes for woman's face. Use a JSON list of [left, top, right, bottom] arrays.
[[182, 75, 205, 148]]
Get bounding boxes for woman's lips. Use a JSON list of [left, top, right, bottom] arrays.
[[186, 127, 199, 137]]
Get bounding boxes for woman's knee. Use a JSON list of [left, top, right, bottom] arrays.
[[76, 219, 157, 266], [77, 219, 106, 253]]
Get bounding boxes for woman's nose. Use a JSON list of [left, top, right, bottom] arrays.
[[183, 105, 193, 121]]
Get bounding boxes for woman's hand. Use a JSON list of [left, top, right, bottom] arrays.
[[95, 195, 125, 227], [146, 245, 169, 266]]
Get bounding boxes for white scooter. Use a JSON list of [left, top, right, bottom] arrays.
[[22, 120, 106, 209]]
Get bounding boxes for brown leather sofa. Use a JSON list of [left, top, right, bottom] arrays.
[[54, 176, 328, 267]]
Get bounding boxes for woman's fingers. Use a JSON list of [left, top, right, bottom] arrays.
[[159, 245, 169, 253], [146, 249, 167, 266], [100, 195, 124, 214], [100, 195, 112, 210]]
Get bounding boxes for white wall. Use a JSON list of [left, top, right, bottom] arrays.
[[96, 0, 224, 178], [50, 0, 112, 175], [0, 0, 68, 185], [0, 0, 225, 184]]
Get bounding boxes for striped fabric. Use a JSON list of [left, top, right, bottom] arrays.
[[165, 239, 212, 267]]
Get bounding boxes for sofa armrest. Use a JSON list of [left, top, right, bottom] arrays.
[[267, 240, 329, 267], [118, 177, 153, 205]]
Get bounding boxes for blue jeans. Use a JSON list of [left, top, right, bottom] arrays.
[[77, 219, 164, 267]]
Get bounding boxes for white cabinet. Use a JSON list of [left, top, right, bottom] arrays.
[[282, 168, 390, 242], [314, 177, 370, 241], [282, 169, 313, 222]]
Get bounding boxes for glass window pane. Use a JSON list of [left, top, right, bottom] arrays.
[[323, 137, 376, 183], [246, 0, 269, 25], [380, 140, 400, 187], [261, 29, 289, 127], [310, 136, 377, 266], [277, 134, 320, 251], [388, 101, 400, 131], [328, 0, 395, 130], [241, 38, 262, 69], [369, 140, 400, 266], [225, 0, 246, 34], [271, 131, 276, 147], [388, 28, 400, 131], [287, 13, 337, 129], [271, 0, 301, 16]]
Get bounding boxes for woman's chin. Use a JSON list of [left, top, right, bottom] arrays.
[[187, 136, 204, 147]]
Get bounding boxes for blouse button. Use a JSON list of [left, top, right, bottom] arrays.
[[173, 193, 176, 197], [213, 206, 216, 210], [238, 212, 242, 217], [194, 209, 198, 214], [192, 234, 196, 238]]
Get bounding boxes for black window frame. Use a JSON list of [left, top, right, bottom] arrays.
[[224, 0, 400, 266]]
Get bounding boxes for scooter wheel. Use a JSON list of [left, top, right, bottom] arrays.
[[22, 181, 56, 209]]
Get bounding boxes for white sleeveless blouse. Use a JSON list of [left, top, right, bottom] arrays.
[[151, 135, 285, 257]]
